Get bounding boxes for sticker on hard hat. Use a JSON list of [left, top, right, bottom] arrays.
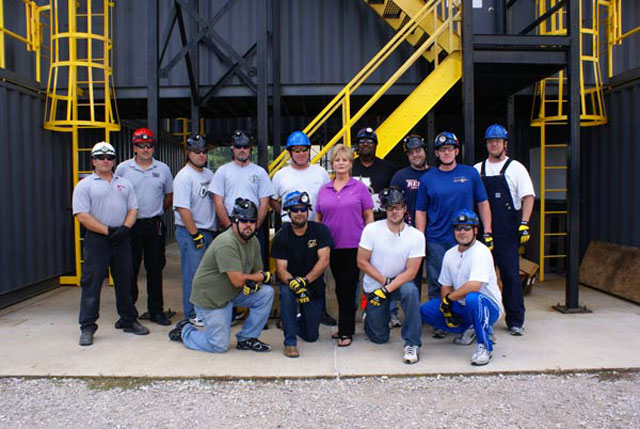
[[439, 135, 446, 142]]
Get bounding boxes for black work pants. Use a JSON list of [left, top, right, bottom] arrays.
[[130, 218, 166, 315], [79, 231, 138, 333], [329, 248, 360, 337]]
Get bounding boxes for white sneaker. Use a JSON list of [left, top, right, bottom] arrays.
[[471, 344, 492, 366], [403, 345, 420, 364], [189, 317, 204, 327], [389, 313, 402, 328], [453, 326, 476, 345], [509, 326, 524, 336]]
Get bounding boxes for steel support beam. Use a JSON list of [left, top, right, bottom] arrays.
[[462, 0, 475, 165], [256, 0, 268, 169], [272, 0, 282, 158], [147, 0, 159, 135]]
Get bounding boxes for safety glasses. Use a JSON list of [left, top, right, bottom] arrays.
[[238, 218, 257, 224], [93, 155, 115, 161], [191, 149, 207, 155], [288, 206, 308, 213], [290, 147, 309, 153], [233, 144, 251, 150], [135, 143, 154, 149], [454, 225, 473, 232]]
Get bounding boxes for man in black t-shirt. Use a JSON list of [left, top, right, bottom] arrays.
[[352, 127, 398, 220], [271, 191, 334, 358]]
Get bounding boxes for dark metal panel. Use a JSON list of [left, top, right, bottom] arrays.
[[611, 0, 640, 77]]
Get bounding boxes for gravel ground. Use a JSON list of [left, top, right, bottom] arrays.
[[1, 371, 638, 429]]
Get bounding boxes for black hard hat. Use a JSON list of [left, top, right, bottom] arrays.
[[232, 130, 252, 147], [402, 134, 427, 152], [231, 198, 258, 222], [379, 186, 406, 208], [186, 134, 207, 150]]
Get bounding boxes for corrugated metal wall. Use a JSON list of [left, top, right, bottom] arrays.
[[0, 81, 184, 297], [581, 81, 640, 252]]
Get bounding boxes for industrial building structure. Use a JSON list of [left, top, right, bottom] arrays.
[[0, 0, 638, 311]]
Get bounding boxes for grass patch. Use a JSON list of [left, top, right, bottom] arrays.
[[85, 377, 156, 391]]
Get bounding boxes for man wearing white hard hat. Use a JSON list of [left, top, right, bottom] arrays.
[[72, 141, 150, 346]]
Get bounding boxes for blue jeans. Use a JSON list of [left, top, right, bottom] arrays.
[[426, 241, 454, 300], [279, 284, 323, 346], [175, 226, 215, 320], [181, 285, 274, 353], [364, 282, 422, 347], [420, 292, 500, 351]]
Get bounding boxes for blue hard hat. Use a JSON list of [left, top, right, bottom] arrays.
[[286, 131, 311, 149], [356, 127, 378, 144], [452, 209, 479, 227], [484, 124, 508, 140], [283, 191, 312, 210], [434, 131, 460, 149]]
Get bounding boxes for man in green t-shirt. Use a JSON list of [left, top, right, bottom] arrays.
[[169, 198, 274, 352]]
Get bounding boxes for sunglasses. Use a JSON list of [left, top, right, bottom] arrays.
[[288, 206, 308, 213], [93, 155, 115, 161], [454, 225, 473, 232], [191, 149, 207, 155], [135, 143, 154, 149], [357, 139, 376, 145], [238, 218, 257, 224], [233, 145, 251, 150], [290, 147, 309, 153]]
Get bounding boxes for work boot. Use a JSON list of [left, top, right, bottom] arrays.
[[79, 331, 94, 346], [283, 346, 300, 358], [123, 321, 150, 335], [168, 319, 192, 342], [114, 318, 125, 329], [150, 312, 171, 326], [320, 312, 337, 326]]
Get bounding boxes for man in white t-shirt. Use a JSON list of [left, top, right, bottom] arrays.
[[474, 124, 535, 336], [357, 187, 424, 364], [420, 209, 503, 366]]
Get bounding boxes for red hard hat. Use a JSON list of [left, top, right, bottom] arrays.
[[132, 128, 155, 144]]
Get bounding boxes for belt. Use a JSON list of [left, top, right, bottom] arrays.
[[137, 216, 162, 223]]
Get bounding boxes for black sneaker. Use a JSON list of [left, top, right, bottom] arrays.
[[114, 318, 125, 329], [150, 312, 172, 326], [320, 312, 337, 326], [123, 321, 150, 335], [236, 338, 272, 352], [168, 319, 192, 342], [79, 331, 94, 346]]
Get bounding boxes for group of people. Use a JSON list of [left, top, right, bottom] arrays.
[[71, 123, 534, 367]]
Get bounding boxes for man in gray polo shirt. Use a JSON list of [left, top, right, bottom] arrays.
[[72, 142, 150, 346], [173, 134, 217, 326], [115, 127, 174, 326], [209, 130, 274, 264]]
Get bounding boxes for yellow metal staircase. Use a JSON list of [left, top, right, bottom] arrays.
[[269, 0, 461, 176]]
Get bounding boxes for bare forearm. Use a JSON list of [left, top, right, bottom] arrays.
[[415, 210, 426, 234], [124, 209, 137, 228], [76, 212, 108, 235], [478, 201, 492, 233], [305, 255, 330, 283], [521, 195, 534, 223], [163, 193, 173, 211], [214, 195, 231, 228], [176, 208, 198, 234], [448, 281, 482, 301], [257, 198, 269, 228]]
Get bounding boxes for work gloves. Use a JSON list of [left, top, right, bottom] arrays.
[[440, 294, 461, 328], [261, 271, 272, 284], [481, 232, 494, 251], [368, 277, 395, 307], [191, 231, 204, 249], [242, 280, 261, 296], [288, 276, 310, 304], [519, 221, 530, 244], [107, 226, 130, 245]]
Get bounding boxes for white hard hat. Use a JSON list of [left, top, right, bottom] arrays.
[[91, 141, 116, 157]]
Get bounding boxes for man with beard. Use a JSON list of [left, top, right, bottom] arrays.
[[415, 132, 492, 340], [352, 127, 397, 220], [474, 124, 535, 336], [271, 191, 334, 358], [169, 198, 274, 353], [357, 187, 424, 364], [420, 210, 503, 366], [173, 134, 217, 326]]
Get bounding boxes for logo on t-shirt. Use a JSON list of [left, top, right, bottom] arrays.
[[453, 176, 469, 184], [116, 184, 127, 192], [250, 174, 259, 184], [199, 180, 211, 198], [307, 239, 317, 249], [152, 172, 160, 178], [406, 179, 420, 190]]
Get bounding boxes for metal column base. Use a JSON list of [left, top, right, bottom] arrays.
[[552, 304, 592, 314]]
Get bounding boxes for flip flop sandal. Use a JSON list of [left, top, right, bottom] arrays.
[[337, 335, 352, 347]]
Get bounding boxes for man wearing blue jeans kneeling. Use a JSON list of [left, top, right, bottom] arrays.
[[420, 210, 503, 366], [357, 187, 424, 364], [169, 198, 274, 353]]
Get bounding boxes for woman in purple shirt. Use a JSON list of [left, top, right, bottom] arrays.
[[316, 144, 374, 346]]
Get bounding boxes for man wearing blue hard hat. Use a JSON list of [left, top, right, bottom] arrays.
[[420, 209, 503, 366], [474, 124, 535, 336]]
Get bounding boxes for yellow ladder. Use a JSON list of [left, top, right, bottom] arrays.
[[531, 0, 608, 280], [269, 0, 461, 177], [43, 0, 120, 286]]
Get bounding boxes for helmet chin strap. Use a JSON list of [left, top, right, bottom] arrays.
[[187, 157, 205, 168]]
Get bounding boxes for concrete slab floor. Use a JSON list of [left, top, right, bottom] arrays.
[[0, 243, 639, 378]]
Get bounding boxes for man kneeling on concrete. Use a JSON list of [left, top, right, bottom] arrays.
[[169, 198, 274, 352], [357, 187, 424, 364], [420, 210, 503, 366], [271, 191, 334, 358]]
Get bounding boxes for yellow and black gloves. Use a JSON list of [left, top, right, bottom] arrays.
[[261, 271, 272, 284], [519, 221, 530, 244], [242, 280, 261, 295], [440, 294, 461, 328], [190, 231, 204, 249], [481, 232, 494, 251], [288, 276, 310, 304]]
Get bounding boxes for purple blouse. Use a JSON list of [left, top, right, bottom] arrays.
[[316, 177, 374, 249]]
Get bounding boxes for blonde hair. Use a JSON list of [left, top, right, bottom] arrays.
[[330, 144, 354, 167]]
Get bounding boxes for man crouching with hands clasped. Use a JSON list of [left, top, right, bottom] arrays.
[[169, 198, 274, 353]]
